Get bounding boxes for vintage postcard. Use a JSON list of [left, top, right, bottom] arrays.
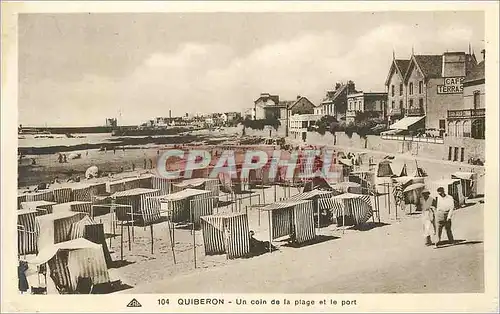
[[1, 1, 499, 313]]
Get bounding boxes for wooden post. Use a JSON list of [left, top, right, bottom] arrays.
[[127, 224, 131, 251], [192, 210, 197, 269], [120, 221, 124, 261], [316, 199, 320, 233], [268, 211, 272, 253], [167, 221, 177, 264], [274, 184, 277, 202], [150, 225, 154, 254]]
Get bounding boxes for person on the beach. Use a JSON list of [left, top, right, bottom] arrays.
[[58, 153, 63, 163], [143, 159, 147, 169], [420, 189, 435, 246], [63, 154, 67, 163], [433, 187, 456, 248]]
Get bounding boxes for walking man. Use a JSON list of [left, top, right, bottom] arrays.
[[433, 187, 456, 248], [419, 189, 435, 246]]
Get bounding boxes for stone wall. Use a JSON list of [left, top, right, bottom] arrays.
[[300, 131, 485, 162]]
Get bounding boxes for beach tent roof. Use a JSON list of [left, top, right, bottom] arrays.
[[111, 188, 159, 198], [259, 200, 310, 211], [201, 212, 246, 219], [17, 209, 38, 216], [432, 178, 461, 186], [157, 188, 211, 201], [451, 172, 475, 180], [286, 190, 335, 201], [332, 193, 370, 200], [339, 158, 353, 166], [173, 178, 215, 188], [30, 238, 100, 265]]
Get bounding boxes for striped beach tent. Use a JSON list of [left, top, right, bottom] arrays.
[[111, 188, 161, 225], [106, 177, 143, 194], [21, 200, 57, 215], [71, 182, 106, 202], [158, 188, 212, 224], [31, 238, 110, 294], [403, 183, 425, 205], [69, 216, 112, 267], [17, 194, 27, 210], [52, 187, 73, 203], [319, 193, 373, 226], [18, 209, 38, 255], [200, 212, 250, 259], [25, 190, 54, 203], [451, 172, 478, 198], [259, 200, 316, 245], [52, 201, 93, 215], [36, 212, 88, 252], [150, 175, 172, 194]]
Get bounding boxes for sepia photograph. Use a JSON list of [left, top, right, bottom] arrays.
[[2, 1, 499, 313]]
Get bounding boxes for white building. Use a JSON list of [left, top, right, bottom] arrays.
[[288, 114, 323, 141]]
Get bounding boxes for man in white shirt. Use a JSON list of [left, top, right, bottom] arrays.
[[433, 187, 456, 248]]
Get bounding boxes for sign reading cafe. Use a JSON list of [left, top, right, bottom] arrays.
[[437, 77, 465, 94]]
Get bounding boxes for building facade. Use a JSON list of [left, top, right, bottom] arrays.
[[318, 81, 357, 121], [254, 93, 280, 120], [385, 59, 410, 122], [288, 114, 324, 141], [346, 92, 387, 124]]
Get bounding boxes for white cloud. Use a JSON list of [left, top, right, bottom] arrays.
[[19, 22, 483, 126]]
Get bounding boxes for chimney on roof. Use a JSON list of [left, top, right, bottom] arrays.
[[296, 95, 301, 100], [335, 83, 341, 90], [481, 49, 485, 61], [169, 110, 172, 119], [347, 80, 356, 93]]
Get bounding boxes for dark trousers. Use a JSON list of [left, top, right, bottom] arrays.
[[437, 219, 454, 243]]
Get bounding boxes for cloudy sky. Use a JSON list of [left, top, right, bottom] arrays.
[[18, 11, 484, 126]]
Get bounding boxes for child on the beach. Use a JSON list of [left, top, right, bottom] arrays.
[[420, 189, 436, 246]]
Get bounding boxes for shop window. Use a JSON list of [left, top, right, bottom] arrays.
[[448, 121, 454, 136]]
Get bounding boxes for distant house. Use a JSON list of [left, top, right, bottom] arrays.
[[254, 93, 281, 120], [319, 81, 358, 121], [346, 92, 387, 124]]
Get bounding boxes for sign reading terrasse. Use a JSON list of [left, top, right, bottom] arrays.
[[437, 77, 465, 94]]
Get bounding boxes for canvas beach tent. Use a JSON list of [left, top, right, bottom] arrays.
[[200, 212, 251, 259], [85, 166, 99, 180], [157, 188, 213, 226], [18, 209, 38, 256], [376, 160, 394, 178], [36, 212, 88, 253], [451, 172, 478, 198], [258, 200, 316, 251], [402, 183, 425, 205], [348, 170, 376, 193], [30, 238, 110, 294], [319, 193, 373, 229], [21, 200, 57, 215], [429, 179, 465, 207], [331, 182, 363, 194], [286, 189, 338, 229]]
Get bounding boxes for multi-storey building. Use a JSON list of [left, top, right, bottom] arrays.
[[318, 81, 357, 121], [346, 92, 387, 124], [385, 59, 410, 122]]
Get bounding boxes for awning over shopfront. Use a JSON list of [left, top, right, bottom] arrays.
[[389, 116, 425, 130]]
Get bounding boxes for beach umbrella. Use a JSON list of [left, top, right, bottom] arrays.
[[85, 166, 99, 179]]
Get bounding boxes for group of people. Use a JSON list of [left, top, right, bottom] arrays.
[[420, 187, 457, 248]]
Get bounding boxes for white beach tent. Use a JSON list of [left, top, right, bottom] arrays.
[[451, 172, 478, 198], [30, 238, 110, 294], [85, 166, 99, 179]]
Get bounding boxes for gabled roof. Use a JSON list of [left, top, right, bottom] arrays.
[[403, 54, 442, 83], [385, 59, 410, 86], [464, 60, 485, 84], [254, 94, 279, 104], [288, 96, 315, 110]]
